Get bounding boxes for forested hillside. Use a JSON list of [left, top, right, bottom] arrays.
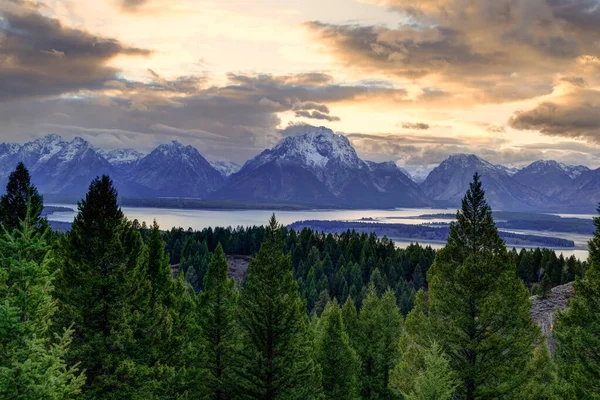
[[1, 163, 599, 399]]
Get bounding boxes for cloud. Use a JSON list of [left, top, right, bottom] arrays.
[[401, 122, 429, 130], [0, 7, 150, 100], [292, 101, 330, 113], [122, 0, 148, 11], [307, 0, 600, 103], [509, 88, 600, 142], [0, 71, 406, 162], [294, 110, 340, 122]]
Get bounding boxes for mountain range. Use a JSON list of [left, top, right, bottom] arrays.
[[0, 128, 598, 211]]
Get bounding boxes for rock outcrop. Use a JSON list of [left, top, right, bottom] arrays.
[[530, 282, 575, 352]]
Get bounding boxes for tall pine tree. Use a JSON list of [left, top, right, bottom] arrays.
[[553, 204, 600, 399], [199, 242, 239, 400], [427, 173, 539, 399], [355, 285, 402, 399], [236, 215, 323, 400], [314, 299, 360, 400], [143, 221, 198, 398], [0, 162, 44, 232], [54, 175, 152, 399], [0, 205, 84, 399]]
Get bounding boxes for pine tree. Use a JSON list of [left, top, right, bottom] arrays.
[[0, 206, 84, 399], [540, 273, 552, 299], [314, 299, 360, 400], [390, 290, 431, 396], [144, 221, 198, 398], [54, 175, 152, 399], [199, 243, 239, 400], [427, 173, 539, 399], [341, 296, 359, 348], [0, 162, 44, 232], [554, 205, 600, 399], [356, 285, 402, 399], [403, 342, 456, 400], [516, 340, 559, 400], [236, 215, 323, 400]]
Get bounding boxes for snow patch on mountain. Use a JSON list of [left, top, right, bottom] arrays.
[[99, 148, 145, 165], [210, 161, 240, 177]]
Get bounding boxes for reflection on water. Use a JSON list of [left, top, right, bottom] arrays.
[[47, 204, 591, 260]]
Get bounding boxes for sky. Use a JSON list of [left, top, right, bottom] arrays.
[[2, 0, 600, 170]]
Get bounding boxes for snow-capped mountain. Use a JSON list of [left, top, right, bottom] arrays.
[[496, 165, 519, 176], [0, 135, 224, 198], [1, 133, 600, 211], [0, 135, 115, 196], [421, 154, 548, 210], [513, 160, 589, 198], [210, 161, 241, 177], [212, 127, 430, 207], [99, 148, 145, 166], [130, 141, 224, 198], [398, 165, 435, 184]]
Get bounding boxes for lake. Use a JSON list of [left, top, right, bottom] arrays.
[[47, 204, 592, 260]]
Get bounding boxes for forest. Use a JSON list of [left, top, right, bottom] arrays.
[[1, 162, 599, 400]]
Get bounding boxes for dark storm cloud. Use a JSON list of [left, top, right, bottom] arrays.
[[401, 122, 430, 130], [509, 88, 600, 143], [0, 8, 150, 100]]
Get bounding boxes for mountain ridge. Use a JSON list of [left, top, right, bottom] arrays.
[[1, 131, 599, 211]]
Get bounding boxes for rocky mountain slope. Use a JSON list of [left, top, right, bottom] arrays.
[[1, 130, 600, 211], [421, 154, 548, 210], [212, 126, 429, 207]]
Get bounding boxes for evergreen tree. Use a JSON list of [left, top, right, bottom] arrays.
[[0, 207, 84, 399], [427, 173, 539, 399], [199, 243, 239, 400], [54, 175, 152, 399], [341, 296, 359, 348], [412, 264, 425, 292], [403, 342, 456, 400], [390, 290, 431, 396], [314, 299, 360, 400], [144, 221, 198, 398], [540, 273, 552, 299], [356, 285, 402, 399], [517, 340, 559, 400], [236, 215, 323, 400], [0, 162, 44, 232], [554, 205, 600, 399]]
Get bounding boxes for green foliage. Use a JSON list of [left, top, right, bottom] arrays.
[[236, 215, 323, 399], [356, 285, 402, 399], [54, 175, 153, 399], [427, 173, 539, 399], [554, 205, 600, 399], [402, 342, 456, 400], [314, 299, 360, 400], [198, 243, 239, 399], [389, 290, 431, 396], [0, 207, 84, 399], [516, 340, 559, 400], [540, 274, 552, 299], [143, 221, 199, 398], [0, 162, 44, 232]]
